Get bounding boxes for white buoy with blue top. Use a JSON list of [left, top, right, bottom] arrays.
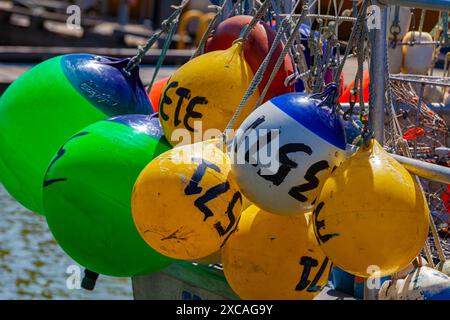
[[231, 84, 347, 215]]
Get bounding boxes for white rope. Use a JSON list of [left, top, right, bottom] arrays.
[[191, 0, 232, 59], [124, 0, 191, 73], [224, 0, 306, 132]]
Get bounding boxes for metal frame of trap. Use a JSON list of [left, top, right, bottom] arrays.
[[131, 0, 450, 300]]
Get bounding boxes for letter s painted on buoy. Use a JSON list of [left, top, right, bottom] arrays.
[[184, 157, 242, 237], [288, 160, 330, 203]]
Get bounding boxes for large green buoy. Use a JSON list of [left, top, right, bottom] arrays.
[[0, 54, 152, 214], [43, 114, 172, 277]]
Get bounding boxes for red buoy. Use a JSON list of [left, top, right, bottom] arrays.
[[205, 15, 294, 102]]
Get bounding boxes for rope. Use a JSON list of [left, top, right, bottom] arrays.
[[424, 241, 435, 268], [255, 4, 308, 105], [383, 25, 448, 263], [146, 20, 178, 94], [333, 0, 368, 92], [191, 0, 232, 59], [419, 9, 426, 34], [124, 0, 191, 73], [240, 0, 271, 42], [223, 0, 306, 133]]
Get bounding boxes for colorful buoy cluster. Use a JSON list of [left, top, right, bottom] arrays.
[[0, 12, 444, 300]]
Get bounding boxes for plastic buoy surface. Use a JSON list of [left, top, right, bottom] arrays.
[[43, 114, 172, 276], [132, 140, 243, 260], [147, 77, 170, 112], [312, 139, 430, 277], [205, 15, 294, 102], [159, 43, 260, 146], [0, 54, 152, 214], [222, 206, 332, 300], [232, 86, 347, 215], [402, 31, 435, 75], [398, 267, 450, 300]]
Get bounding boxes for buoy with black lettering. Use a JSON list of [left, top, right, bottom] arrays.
[[43, 114, 172, 276], [205, 15, 294, 102], [132, 139, 243, 260], [312, 139, 430, 277], [222, 206, 332, 299], [231, 84, 347, 215], [159, 42, 260, 146], [0, 54, 152, 214], [402, 31, 435, 75]]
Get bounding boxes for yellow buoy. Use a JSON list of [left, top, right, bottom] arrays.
[[312, 139, 430, 277], [402, 31, 435, 75], [222, 205, 332, 300], [159, 42, 260, 146], [132, 140, 242, 260], [241, 195, 253, 211]]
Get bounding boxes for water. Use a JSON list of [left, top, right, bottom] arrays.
[[0, 183, 133, 300]]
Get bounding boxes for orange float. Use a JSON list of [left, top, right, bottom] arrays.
[[147, 77, 170, 112]]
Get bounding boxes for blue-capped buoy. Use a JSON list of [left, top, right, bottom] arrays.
[[398, 267, 450, 300], [343, 115, 363, 146], [231, 84, 347, 215]]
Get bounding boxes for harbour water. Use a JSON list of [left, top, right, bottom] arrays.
[[0, 184, 133, 300]]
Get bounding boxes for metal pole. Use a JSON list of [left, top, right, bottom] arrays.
[[391, 154, 450, 185], [368, 1, 388, 144], [345, 147, 450, 185], [366, 4, 387, 295]]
